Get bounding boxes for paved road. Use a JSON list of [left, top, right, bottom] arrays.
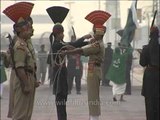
[[1, 84, 146, 120]]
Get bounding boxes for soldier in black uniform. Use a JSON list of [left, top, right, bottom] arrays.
[[139, 26, 159, 120], [46, 6, 91, 120], [125, 44, 133, 95], [102, 42, 113, 86]]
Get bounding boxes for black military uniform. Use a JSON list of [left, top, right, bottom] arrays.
[[125, 46, 133, 95], [46, 6, 89, 120], [102, 42, 113, 86], [51, 35, 87, 95], [139, 26, 159, 120]]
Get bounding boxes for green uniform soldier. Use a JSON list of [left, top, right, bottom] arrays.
[[63, 10, 111, 120], [3, 2, 39, 120]]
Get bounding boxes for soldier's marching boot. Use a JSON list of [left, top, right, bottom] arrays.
[[113, 97, 117, 102], [76, 91, 81, 95], [120, 94, 126, 102]]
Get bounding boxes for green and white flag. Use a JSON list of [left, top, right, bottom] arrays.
[[106, 48, 129, 84], [120, 1, 138, 46]]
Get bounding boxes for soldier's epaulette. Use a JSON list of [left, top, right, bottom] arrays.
[[62, 42, 68, 45], [20, 42, 25, 46], [91, 42, 100, 48]]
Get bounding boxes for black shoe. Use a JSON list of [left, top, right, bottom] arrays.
[[113, 97, 117, 101], [120, 99, 126, 102], [77, 91, 81, 95], [124, 92, 131, 95]]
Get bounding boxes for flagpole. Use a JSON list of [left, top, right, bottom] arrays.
[[115, 0, 118, 46], [98, 0, 101, 10], [132, 0, 138, 88]]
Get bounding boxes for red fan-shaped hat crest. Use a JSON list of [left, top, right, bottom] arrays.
[[85, 10, 111, 35], [85, 10, 111, 27], [3, 2, 34, 23]]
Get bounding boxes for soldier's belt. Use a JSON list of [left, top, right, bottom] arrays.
[[55, 63, 66, 67], [25, 69, 34, 74], [95, 63, 101, 67], [89, 61, 101, 67], [147, 65, 160, 71], [24, 66, 34, 74]]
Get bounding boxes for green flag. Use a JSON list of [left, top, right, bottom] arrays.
[[108, 1, 137, 84], [120, 1, 138, 46], [106, 47, 132, 84]]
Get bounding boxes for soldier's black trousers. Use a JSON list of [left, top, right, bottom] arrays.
[[55, 94, 67, 120], [125, 70, 131, 94], [145, 97, 159, 120], [67, 69, 82, 92]]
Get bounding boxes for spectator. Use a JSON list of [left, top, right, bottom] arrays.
[[102, 42, 113, 86], [37, 44, 48, 85]]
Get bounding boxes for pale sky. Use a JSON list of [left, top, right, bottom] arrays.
[[1, 0, 153, 42]]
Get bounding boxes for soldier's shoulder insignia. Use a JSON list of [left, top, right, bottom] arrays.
[[91, 42, 100, 48], [20, 42, 25, 46]]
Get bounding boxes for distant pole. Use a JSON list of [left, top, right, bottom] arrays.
[[98, 0, 101, 9], [65, 2, 75, 22], [115, 0, 118, 47], [147, 13, 150, 43], [142, 5, 153, 43], [104, 1, 110, 44], [65, 2, 75, 39], [39, 32, 51, 45]]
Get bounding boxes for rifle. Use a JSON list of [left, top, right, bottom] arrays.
[[151, 10, 157, 28], [6, 33, 25, 92], [72, 26, 76, 37], [71, 26, 76, 40], [6, 33, 15, 69]]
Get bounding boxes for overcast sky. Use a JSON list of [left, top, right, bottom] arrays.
[[1, 0, 153, 42]]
